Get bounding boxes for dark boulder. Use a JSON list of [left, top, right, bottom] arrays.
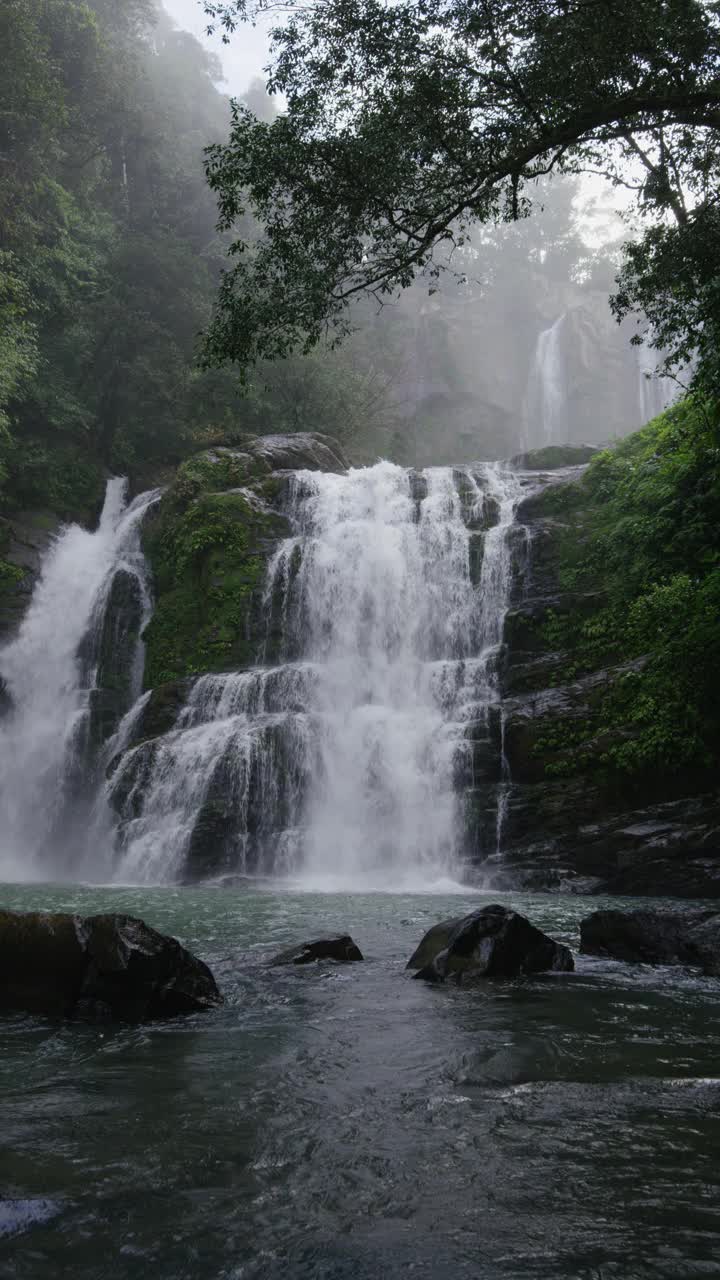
[[580, 908, 720, 971], [406, 918, 463, 972], [0, 910, 222, 1021], [686, 916, 720, 977], [0, 674, 12, 717], [251, 432, 349, 474], [271, 935, 364, 966], [409, 904, 573, 983]]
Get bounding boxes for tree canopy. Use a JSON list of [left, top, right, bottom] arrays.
[[201, 0, 720, 391], [0, 0, 406, 517]]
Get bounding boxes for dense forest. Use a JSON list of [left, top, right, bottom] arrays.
[[0, 0, 407, 527], [0, 0, 666, 541]]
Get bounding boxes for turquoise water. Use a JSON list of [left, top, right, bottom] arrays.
[[3, 883, 720, 1279]]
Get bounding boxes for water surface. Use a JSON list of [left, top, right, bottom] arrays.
[[2, 883, 720, 1279]]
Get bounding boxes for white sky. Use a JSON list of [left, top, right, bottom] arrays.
[[162, 0, 271, 93], [161, 0, 630, 250]]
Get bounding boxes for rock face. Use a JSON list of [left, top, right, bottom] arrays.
[[271, 936, 364, 966], [408, 905, 573, 983], [491, 462, 720, 896], [0, 910, 222, 1020], [580, 908, 720, 975], [511, 444, 599, 470], [0, 510, 60, 644], [250, 432, 348, 474]]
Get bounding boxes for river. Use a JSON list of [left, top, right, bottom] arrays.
[[3, 882, 720, 1279]]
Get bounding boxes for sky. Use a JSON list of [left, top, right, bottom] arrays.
[[160, 0, 628, 248], [162, 0, 271, 93]]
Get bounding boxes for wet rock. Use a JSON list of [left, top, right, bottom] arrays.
[[133, 677, 194, 743], [0, 510, 60, 643], [0, 910, 222, 1020], [494, 784, 720, 898], [0, 674, 12, 717], [250, 432, 349, 474], [406, 918, 461, 971], [80, 567, 144, 757], [271, 935, 364, 966], [409, 904, 573, 982], [511, 444, 598, 470], [579, 908, 720, 970]]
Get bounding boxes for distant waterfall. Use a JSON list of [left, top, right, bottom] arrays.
[[636, 343, 677, 424], [524, 313, 567, 447], [0, 480, 159, 879], [111, 462, 524, 888]]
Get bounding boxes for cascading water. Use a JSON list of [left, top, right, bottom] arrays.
[[636, 342, 677, 424], [111, 461, 524, 889], [524, 313, 568, 447], [0, 479, 159, 879]]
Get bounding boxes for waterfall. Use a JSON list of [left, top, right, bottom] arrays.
[[636, 343, 677, 424], [524, 313, 567, 447], [111, 462, 523, 889], [0, 479, 159, 879]]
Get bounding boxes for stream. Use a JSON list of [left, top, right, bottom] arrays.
[[3, 882, 720, 1279]]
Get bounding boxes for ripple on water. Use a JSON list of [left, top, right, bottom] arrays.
[[3, 882, 720, 1279]]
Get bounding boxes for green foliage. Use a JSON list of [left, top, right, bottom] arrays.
[[538, 397, 720, 777], [5, 442, 106, 525], [0, 0, 233, 511], [201, 0, 720, 387], [0, 559, 25, 591], [0, 0, 408, 515]]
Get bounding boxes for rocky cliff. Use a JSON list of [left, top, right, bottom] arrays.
[[495, 422, 720, 898]]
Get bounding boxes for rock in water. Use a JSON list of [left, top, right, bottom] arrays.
[[0, 910, 222, 1020], [408, 904, 573, 983], [271, 935, 364, 966], [580, 908, 720, 971], [405, 918, 462, 972]]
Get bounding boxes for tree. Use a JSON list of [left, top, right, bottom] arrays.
[[200, 0, 720, 392]]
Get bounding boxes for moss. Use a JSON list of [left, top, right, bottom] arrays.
[[0, 558, 24, 590], [526, 398, 720, 779], [166, 448, 272, 517], [142, 484, 289, 687], [0, 553, 30, 636]]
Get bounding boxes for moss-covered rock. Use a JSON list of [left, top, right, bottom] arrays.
[[140, 432, 347, 688], [0, 510, 60, 642], [142, 490, 291, 687]]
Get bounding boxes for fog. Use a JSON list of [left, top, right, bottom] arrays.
[[161, 0, 676, 464], [162, 0, 272, 91]]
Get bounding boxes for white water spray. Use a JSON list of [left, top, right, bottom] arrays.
[[0, 480, 158, 879], [111, 461, 523, 889], [636, 342, 677, 424], [524, 313, 567, 447]]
